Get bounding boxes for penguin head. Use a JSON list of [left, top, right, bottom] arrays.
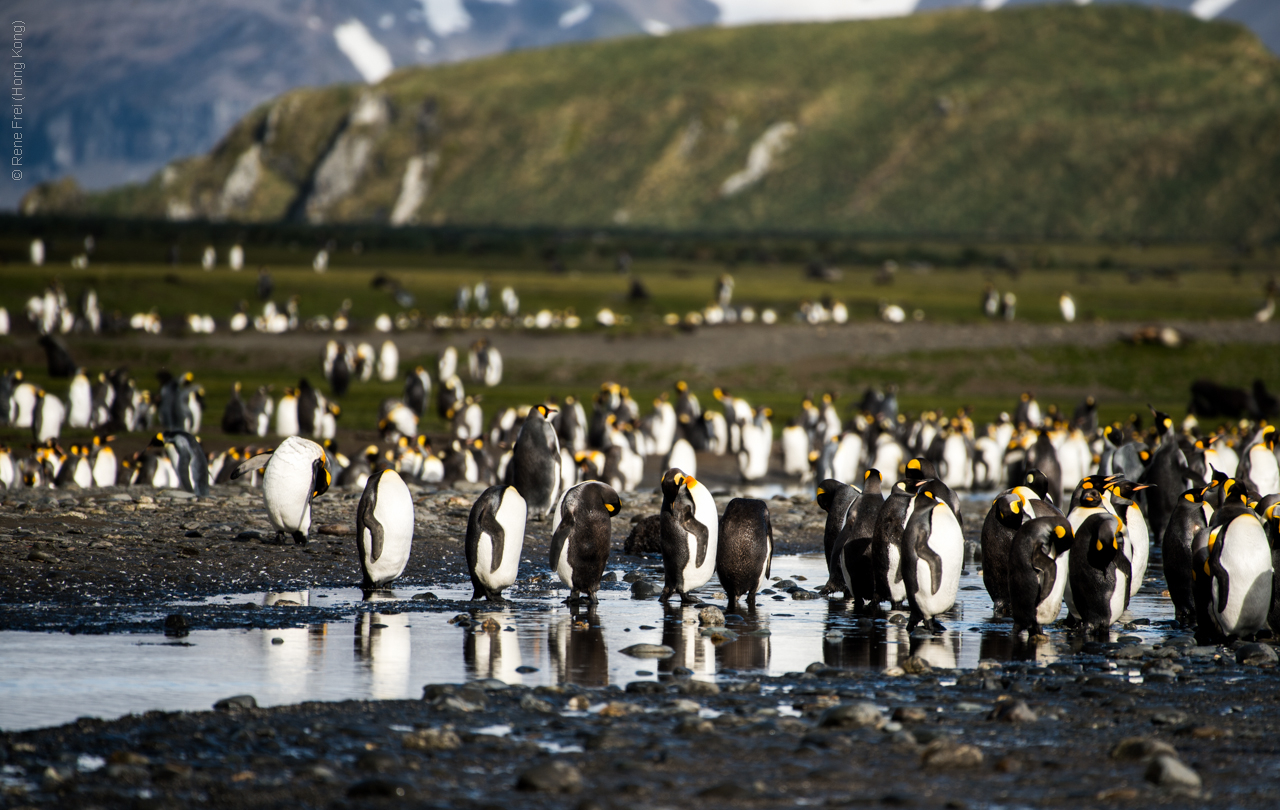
[[1078, 488, 1103, 509], [148, 432, 167, 449], [994, 493, 1023, 529], [1181, 487, 1204, 505], [597, 484, 622, 516], [864, 468, 882, 487]]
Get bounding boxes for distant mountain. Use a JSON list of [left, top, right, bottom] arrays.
[[10, 1, 1279, 212], [24, 5, 1280, 243]]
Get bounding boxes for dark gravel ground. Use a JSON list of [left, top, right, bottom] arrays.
[[4, 464, 1280, 808]]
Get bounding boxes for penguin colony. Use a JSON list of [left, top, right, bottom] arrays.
[[3, 303, 1280, 644]]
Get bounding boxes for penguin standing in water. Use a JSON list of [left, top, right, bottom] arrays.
[[355, 468, 415, 589], [1264, 504, 1280, 635], [834, 468, 885, 610], [233, 436, 331, 544], [815, 478, 861, 593], [902, 487, 964, 632], [980, 493, 1027, 617], [1144, 407, 1196, 546], [1107, 480, 1153, 598], [464, 485, 527, 601], [149, 431, 209, 497], [871, 479, 920, 609], [717, 498, 774, 610], [1068, 513, 1131, 637], [510, 404, 561, 521], [1203, 502, 1273, 639], [658, 468, 719, 602], [1164, 488, 1207, 626], [1008, 516, 1074, 638], [550, 480, 620, 604]]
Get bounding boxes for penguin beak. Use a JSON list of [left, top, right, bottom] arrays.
[[685, 476, 699, 489]]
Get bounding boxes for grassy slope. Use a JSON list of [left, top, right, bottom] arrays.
[[69, 5, 1280, 242]]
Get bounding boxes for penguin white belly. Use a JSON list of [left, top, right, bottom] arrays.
[[781, 427, 810, 478], [475, 494, 525, 591], [554, 536, 574, 589], [1108, 569, 1128, 625], [1124, 507, 1150, 598], [362, 473, 414, 585], [833, 434, 862, 483], [915, 506, 963, 618], [874, 442, 903, 488], [36, 397, 65, 441], [69, 380, 92, 428], [682, 530, 716, 592], [1250, 449, 1280, 496], [463, 452, 478, 483], [421, 455, 444, 483], [11, 386, 35, 428], [559, 448, 578, 494], [886, 544, 907, 603], [73, 458, 93, 489], [941, 436, 970, 490], [0, 453, 14, 488], [1044, 552, 1070, 624], [620, 447, 645, 491], [275, 399, 299, 437], [1213, 517, 1273, 635], [156, 457, 181, 489], [667, 440, 698, 479]]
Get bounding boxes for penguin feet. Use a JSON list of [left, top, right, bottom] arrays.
[[817, 580, 839, 595], [291, 531, 308, 545], [658, 587, 674, 602]]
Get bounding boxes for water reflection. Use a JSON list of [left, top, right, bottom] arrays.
[[464, 608, 526, 684], [658, 604, 715, 681], [548, 606, 609, 687], [1, 554, 1180, 732], [717, 608, 770, 672]]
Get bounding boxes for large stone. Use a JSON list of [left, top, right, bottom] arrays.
[[1145, 755, 1202, 791], [921, 740, 984, 769], [515, 760, 583, 793], [699, 606, 726, 626], [623, 515, 662, 554], [620, 643, 675, 659], [213, 695, 257, 713], [1235, 643, 1279, 666], [1111, 737, 1178, 762], [989, 700, 1038, 723], [817, 702, 885, 730], [630, 580, 662, 599]]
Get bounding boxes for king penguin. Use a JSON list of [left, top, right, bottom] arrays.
[[901, 486, 964, 632], [834, 468, 885, 610], [149, 431, 209, 497], [1008, 515, 1074, 638], [871, 478, 921, 609], [1068, 513, 1131, 637], [550, 480, 621, 604], [511, 404, 561, 521], [1204, 502, 1273, 639], [716, 498, 774, 610], [658, 468, 719, 602], [464, 485, 527, 602], [815, 478, 861, 594], [232, 436, 331, 544], [356, 468, 415, 589], [1163, 488, 1206, 626]]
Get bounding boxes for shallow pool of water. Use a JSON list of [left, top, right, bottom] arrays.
[[0, 553, 1174, 731]]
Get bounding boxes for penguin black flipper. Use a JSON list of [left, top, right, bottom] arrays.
[[1208, 538, 1231, 614], [358, 481, 384, 563], [232, 451, 272, 480], [689, 512, 710, 569], [917, 529, 945, 595], [481, 506, 507, 575], [1033, 547, 1056, 605]]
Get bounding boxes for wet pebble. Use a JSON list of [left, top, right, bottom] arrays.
[[515, 760, 582, 793], [213, 694, 258, 713], [1110, 736, 1178, 762], [619, 643, 675, 659], [401, 725, 460, 751], [989, 700, 1038, 723], [818, 702, 885, 730], [699, 606, 725, 626], [1235, 642, 1278, 666], [356, 751, 400, 773], [1145, 755, 1202, 791], [920, 740, 984, 769], [519, 694, 556, 713], [347, 778, 415, 798], [630, 580, 662, 599]]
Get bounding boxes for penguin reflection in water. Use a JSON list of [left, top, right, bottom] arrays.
[[355, 468, 415, 590], [232, 436, 331, 544], [659, 468, 719, 603], [550, 480, 621, 605], [465, 485, 527, 602]]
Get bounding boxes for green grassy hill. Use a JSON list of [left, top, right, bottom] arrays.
[[25, 5, 1280, 242]]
